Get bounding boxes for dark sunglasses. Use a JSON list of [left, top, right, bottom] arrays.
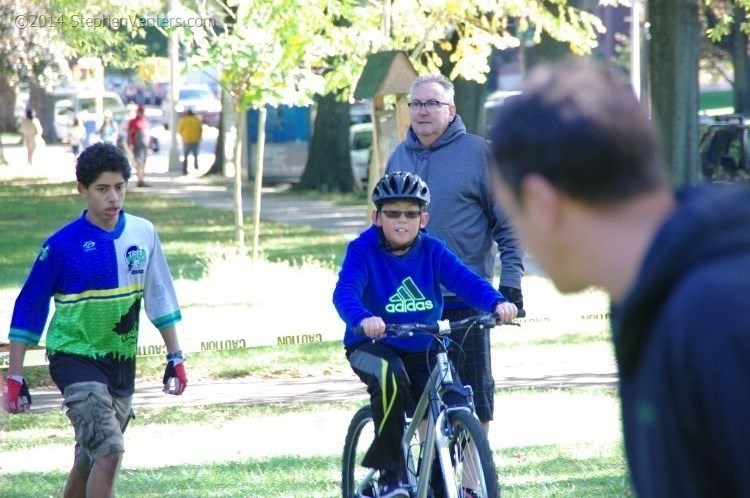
[[380, 210, 423, 220]]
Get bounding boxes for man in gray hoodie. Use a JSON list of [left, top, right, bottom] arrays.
[[385, 74, 524, 429]]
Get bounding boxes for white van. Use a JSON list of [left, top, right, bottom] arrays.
[[53, 90, 126, 143], [350, 123, 373, 182]]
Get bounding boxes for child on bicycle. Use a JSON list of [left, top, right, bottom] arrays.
[[2, 143, 187, 497], [333, 171, 517, 498]]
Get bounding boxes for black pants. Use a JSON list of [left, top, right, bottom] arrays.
[[348, 342, 434, 474], [444, 305, 495, 422]]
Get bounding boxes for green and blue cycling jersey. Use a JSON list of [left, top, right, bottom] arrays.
[[333, 226, 506, 352], [9, 211, 181, 395]]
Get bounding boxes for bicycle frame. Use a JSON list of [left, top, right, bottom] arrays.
[[403, 347, 475, 498], [345, 312, 523, 498]]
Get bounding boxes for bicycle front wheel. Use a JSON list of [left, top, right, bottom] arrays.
[[439, 409, 499, 498], [342, 405, 378, 498]]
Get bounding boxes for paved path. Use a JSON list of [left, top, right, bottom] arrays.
[[1, 141, 370, 239], [144, 174, 371, 240], [27, 368, 618, 414]]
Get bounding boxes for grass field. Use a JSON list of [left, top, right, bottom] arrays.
[[1, 447, 631, 498], [1, 386, 629, 497], [0, 178, 348, 289], [0, 176, 630, 496]]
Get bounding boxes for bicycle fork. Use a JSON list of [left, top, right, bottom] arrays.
[[404, 350, 463, 498]]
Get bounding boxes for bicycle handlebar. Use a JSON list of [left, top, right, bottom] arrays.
[[353, 309, 526, 337]]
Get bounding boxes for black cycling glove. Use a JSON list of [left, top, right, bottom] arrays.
[[499, 285, 524, 310]]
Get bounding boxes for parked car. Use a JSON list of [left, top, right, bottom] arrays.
[[162, 83, 221, 129], [140, 106, 163, 153], [53, 90, 126, 143], [483, 90, 521, 137], [350, 123, 373, 182], [699, 115, 750, 183]]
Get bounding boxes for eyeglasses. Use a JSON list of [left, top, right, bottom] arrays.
[[380, 210, 423, 220], [407, 100, 451, 111]]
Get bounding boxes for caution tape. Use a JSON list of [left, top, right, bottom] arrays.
[[0, 311, 611, 369], [0, 334, 330, 369]]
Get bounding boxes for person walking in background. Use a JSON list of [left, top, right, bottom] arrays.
[[127, 105, 150, 187], [2, 143, 188, 496], [18, 108, 44, 166], [68, 117, 86, 163], [385, 74, 525, 434], [489, 57, 750, 497], [99, 111, 119, 146], [177, 108, 203, 175]]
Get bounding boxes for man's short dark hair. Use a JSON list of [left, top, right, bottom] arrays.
[[490, 57, 667, 205], [76, 143, 131, 187]]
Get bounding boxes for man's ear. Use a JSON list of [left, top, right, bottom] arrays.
[[420, 212, 429, 229], [372, 209, 379, 225], [520, 174, 561, 229], [77, 182, 87, 197]]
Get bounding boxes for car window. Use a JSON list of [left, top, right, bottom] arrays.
[[55, 99, 73, 117], [352, 130, 372, 150], [180, 88, 212, 100], [103, 97, 122, 111], [726, 130, 743, 167], [78, 98, 97, 113], [705, 128, 734, 161]]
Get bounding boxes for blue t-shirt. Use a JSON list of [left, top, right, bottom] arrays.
[[333, 226, 505, 352]]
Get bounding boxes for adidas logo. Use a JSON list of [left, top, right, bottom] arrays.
[[385, 277, 435, 313]]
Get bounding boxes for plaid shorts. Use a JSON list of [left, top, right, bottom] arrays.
[[62, 382, 133, 465]]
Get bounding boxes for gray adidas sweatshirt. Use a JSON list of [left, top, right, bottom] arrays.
[[385, 115, 524, 290]]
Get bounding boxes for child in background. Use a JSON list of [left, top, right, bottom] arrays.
[[68, 117, 86, 160]]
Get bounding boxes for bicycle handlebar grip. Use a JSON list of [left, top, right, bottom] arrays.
[[352, 326, 365, 336], [516, 309, 526, 319]]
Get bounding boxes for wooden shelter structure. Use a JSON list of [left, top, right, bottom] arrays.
[[354, 51, 418, 200]]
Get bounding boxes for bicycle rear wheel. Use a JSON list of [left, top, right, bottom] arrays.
[[342, 405, 378, 498], [438, 409, 499, 498]]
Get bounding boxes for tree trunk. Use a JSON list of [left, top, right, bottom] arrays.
[[452, 78, 489, 137], [648, 0, 700, 186], [297, 91, 355, 192], [732, 6, 750, 114], [208, 107, 225, 175], [0, 75, 16, 133], [29, 84, 57, 143]]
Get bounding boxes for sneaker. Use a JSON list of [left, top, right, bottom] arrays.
[[378, 471, 410, 498], [462, 488, 481, 498]]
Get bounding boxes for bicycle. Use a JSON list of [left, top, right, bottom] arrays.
[[341, 311, 524, 498]]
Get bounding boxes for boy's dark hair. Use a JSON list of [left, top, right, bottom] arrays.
[[76, 143, 131, 187], [490, 57, 666, 206]]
